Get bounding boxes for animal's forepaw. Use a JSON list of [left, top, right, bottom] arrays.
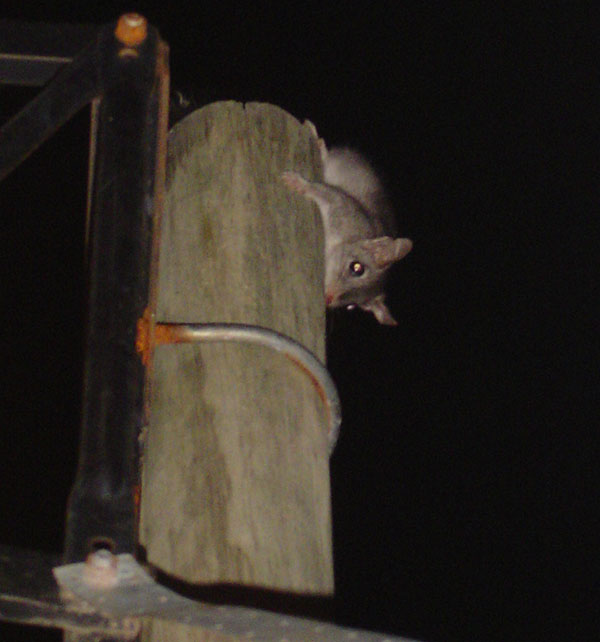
[[281, 171, 308, 193]]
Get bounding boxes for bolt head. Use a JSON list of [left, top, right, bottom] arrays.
[[83, 549, 119, 588], [115, 13, 148, 47]]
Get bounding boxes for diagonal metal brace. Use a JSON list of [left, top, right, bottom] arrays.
[[0, 37, 99, 182]]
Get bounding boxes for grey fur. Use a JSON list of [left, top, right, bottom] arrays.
[[282, 140, 412, 325]]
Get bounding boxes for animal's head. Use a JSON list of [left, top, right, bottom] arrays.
[[325, 236, 412, 325]]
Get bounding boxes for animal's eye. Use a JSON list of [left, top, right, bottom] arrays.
[[349, 261, 365, 277]]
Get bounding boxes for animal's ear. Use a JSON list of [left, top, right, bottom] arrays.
[[362, 237, 413, 268], [360, 294, 398, 326]]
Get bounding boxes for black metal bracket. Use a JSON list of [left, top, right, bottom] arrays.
[[0, 14, 170, 565]]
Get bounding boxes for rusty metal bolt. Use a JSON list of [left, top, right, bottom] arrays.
[[83, 548, 119, 589], [115, 13, 148, 47]]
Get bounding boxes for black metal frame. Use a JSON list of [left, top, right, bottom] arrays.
[[0, 17, 411, 642]]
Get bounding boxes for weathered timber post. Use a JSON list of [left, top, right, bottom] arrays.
[[139, 101, 333, 639]]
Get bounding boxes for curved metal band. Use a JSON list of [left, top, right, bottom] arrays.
[[155, 323, 341, 454]]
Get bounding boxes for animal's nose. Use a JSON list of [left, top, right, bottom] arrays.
[[325, 292, 334, 305]]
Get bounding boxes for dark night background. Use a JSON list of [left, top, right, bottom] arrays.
[[0, 3, 595, 642]]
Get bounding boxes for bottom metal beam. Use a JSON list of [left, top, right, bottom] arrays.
[[1, 544, 418, 641]]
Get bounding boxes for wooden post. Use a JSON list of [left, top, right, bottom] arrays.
[[139, 101, 333, 639]]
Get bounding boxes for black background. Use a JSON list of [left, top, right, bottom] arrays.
[[0, 3, 595, 642]]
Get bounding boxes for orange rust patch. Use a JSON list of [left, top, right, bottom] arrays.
[[154, 323, 185, 345], [136, 309, 190, 365], [135, 307, 152, 365]]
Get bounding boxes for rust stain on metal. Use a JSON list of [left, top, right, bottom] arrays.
[[154, 323, 188, 345], [140, 36, 170, 423], [136, 312, 192, 366], [133, 484, 141, 512], [286, 352, 331, 423], [135, 307, 152, 366]]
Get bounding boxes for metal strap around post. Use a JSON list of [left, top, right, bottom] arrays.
[[149, 322, 342, 453]]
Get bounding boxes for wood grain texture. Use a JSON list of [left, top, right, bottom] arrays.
[[138, 102, 333, 603]]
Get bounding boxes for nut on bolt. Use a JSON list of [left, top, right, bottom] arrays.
[[83, 549, 119, 589], [115, 13, 148, 47]]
